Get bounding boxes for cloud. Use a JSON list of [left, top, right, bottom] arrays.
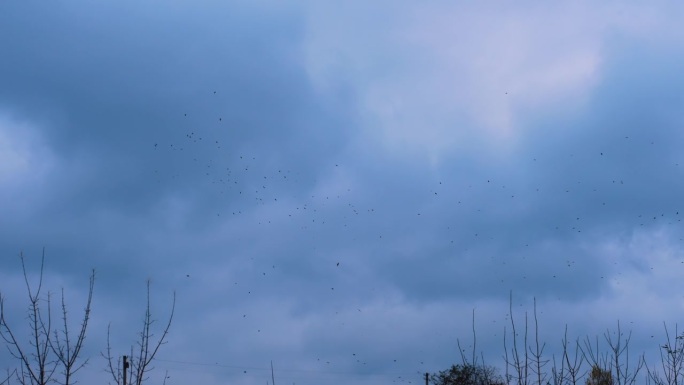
[[302, 1, 684, 162], [0, 113, 52, 184], [2, 1, 684, 385]]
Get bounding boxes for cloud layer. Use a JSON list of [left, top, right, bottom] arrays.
[[1, 1, 684, 384]]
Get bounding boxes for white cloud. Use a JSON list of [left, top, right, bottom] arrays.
[[0, 114, 49, 183], [302, 1, 678, 160], [0, 112, 56, 217]]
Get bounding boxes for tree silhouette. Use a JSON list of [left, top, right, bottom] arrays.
[[0, 251, 94, 385], [432, 364, 506, 385]]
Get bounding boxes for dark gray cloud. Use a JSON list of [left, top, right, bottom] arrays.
[[2, 2, 684, 385]]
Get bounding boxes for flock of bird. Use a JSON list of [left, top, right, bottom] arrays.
[[145, 89, 683, 384]]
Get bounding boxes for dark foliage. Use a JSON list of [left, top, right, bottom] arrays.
[[431, 364, 506, 385], [586, 365, 614, 385]]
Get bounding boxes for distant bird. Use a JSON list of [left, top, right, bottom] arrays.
[[336, 262, 339, 266]]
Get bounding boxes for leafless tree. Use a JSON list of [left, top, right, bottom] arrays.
[[0, 251, 94, 385], [551, 350, 565, 385], [103, 280, 175, 385], [561, 326, 586, 385], [49, 270, 95, 385], [458, 309, 480, 367], [646, 323, 684, 385], [606, 321, 643, 385], [503, 292, 530, 385], [549, 325, 587, 385], [529, 298, 549, 385], [580, 322, 643, 385], [0, 369, 16, 385], [581, 334, 610, 378], [454, 309, 503, 385]]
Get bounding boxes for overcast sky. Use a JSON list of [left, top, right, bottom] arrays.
[[2, 1, 684, 384]]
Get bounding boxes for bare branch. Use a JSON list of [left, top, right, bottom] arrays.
[[102, 323, 122, 385], [529, 298, 548, 385], [0, 250, 58, 385], [48, 269, 95, 385], [104, 281, 175, 385]]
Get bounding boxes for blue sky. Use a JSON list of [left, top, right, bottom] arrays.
[[1, 1, 684, 384]]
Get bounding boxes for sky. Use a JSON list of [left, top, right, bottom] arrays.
[[1, 1, 684, 384]]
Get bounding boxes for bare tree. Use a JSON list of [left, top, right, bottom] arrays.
[[646, 323, 684, 385], [49, 270, 95, 385], [103, 280, 175, 385], [0, 251, 94, 385], [458, 309, 480, 367], [549, 326, 588, 385], [605, 321, 643, 385], [580, 322, 643, 385], [503, 292, 531, 385], [562, 326, 587, 385], [551, 351, 565, 385], [581, 335, 610, 378], [0, 369, 16, 385], [0, 252, 54, 385], [529, 298, 549, 385]]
